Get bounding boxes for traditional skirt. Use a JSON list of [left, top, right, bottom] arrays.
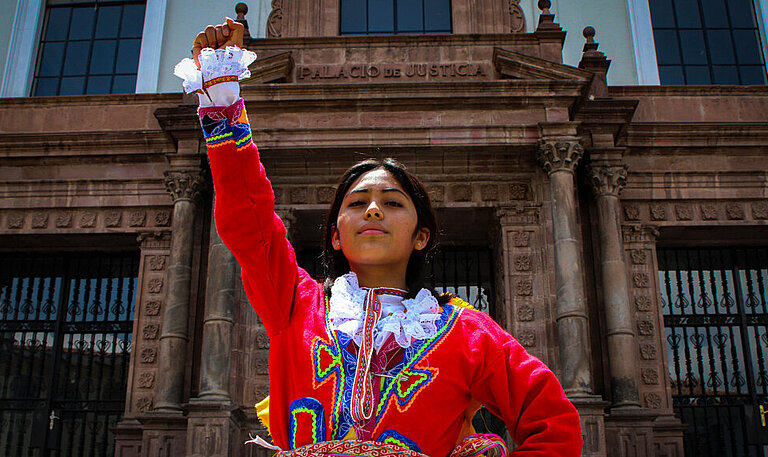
[[273, 434, 508, 457]]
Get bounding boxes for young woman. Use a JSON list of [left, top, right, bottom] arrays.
[[176, 19, 583, 457]]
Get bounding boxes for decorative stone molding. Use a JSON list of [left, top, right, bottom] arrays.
[[147, 278, 163, 294], [517, 329, 535, 347], [640, 344, 657, 360], [635, 295, 651, 312], [164, 171, 205, 203], [632, 273, 650, 288], [148, 256, 167, 271], [622, 225, 659, 243], [644, 392, 662, 409], [266, 0, 283, 38], [536, 141, 584, 174], [700, 204, 719, 220], [31, 212, 48, 228], [753, 202, 768, 219], [623, 205, 641, 221], [138, 372, 155, 388], [290, 187, 308, 204], [144, 300, 162, 316], [517, 305, 534, 321], [154, 210, 171, 226], [509, 183, 528, 200], [495, 204, 540, 225], [514, 254, 531, 271], [6, 213, 24, 229], [55, 213, 73, 228], [254, 352, 269, 375], [511, 231, 531, 247], [451, 184, 472, 201], [675, 205, 693, 221], [480, 184, 499, 201], [587, 165, 627, 197], [629, 249, 647, 265], [515, 278, 533, 296], [650, 204, 667, 221], [129, 211, 147, 227], [317, 186, 335, 204], [141, 347, 157, 364], [256, 330, 270, 349], [135, 396, 153, 413], [137, 231, 172, 248], [725, 203, 745, 220], [508, 0, 526, 32], [105, 211, 122, 227], [641, 368, 659, 385], [143, 324, 160, 340], [428, 185, 445, 203], [637, 319, 654, 336]]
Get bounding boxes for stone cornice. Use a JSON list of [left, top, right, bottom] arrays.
[[247, 33, 541, 48], [0, 131, 173, 160], [493, 47, 593, 81], [624, 123, 768, 148]]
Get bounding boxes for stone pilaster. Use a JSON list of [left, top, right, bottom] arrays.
[[587, 165, 641, 408], [153, 167, 205, 413], [536, 131, 592, 396]]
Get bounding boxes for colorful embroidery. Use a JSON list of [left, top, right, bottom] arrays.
[[376, 430, 421, 453], [289, 398, 326, 450], [372, 305, 462, 428], [277, 439, 427, 457], [449, 433, 508, 457], [203, 75, 239, 90]]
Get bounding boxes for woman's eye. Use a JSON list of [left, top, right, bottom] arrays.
[[385, 201, 403, 207], [347, 200, 365, 207]]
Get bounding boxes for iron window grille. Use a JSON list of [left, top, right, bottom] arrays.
[[659, 247, 768, 457]]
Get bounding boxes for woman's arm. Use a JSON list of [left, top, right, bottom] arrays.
[[466, 312, 583, 456], [178, 20, 299, 337]]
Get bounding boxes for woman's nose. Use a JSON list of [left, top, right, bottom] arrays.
[[364, 202, 383, 220]]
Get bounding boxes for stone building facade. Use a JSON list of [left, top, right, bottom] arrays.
[[0, 1, 767, 457]]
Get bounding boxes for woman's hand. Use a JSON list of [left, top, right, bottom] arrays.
[[192, 18, 245, 68]]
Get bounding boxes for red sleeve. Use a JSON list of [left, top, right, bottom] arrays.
[[466, 311, 582, 456], [199, 99, 297, 337]]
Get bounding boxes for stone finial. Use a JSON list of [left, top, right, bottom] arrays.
[[582, 26, 601, 55], [536, 0, 558, 30], [538, 0, 551, 14], [235, 2, 251, 37]]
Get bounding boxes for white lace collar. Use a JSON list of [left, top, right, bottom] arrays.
[[327, 272, 440, 351]]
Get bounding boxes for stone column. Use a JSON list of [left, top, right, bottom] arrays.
[[197, 199, 237, 400], [536, 130, 592, 395], [588, 165, 641, 408], [153, 165, 205, 413]]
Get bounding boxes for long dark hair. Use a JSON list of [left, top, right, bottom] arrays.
[[322, 158, 439, 299]]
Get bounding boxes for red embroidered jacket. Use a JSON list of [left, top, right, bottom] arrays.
[[200, 99, 583, 457]]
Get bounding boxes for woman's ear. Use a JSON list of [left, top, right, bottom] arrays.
[[331, 226, 342, 251], [413, 228, 430, 251]]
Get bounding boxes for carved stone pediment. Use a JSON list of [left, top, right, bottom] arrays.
[[242, 51, 294, 85], [493, 47, 593, 81]]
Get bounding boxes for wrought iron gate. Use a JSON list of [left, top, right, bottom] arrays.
[[0, 253, 138, 457], [659, 247, 768, 457]]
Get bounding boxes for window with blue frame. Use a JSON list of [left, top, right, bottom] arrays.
[[32, 0, 146, 96], [648, 0, 767, 85], [340, 0, 451, 35]]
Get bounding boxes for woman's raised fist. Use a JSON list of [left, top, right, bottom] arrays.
[[192, 17, 244, 68]]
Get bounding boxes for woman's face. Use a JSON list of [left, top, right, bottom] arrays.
[[332, 168, 430, 276]]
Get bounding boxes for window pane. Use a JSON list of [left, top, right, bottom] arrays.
[[38, 42, 65, 77], [120, 4, 145, 38], [659, 65, 685, 84], [727, 0, 758, 28], [679, 30, 707, 64], [62, 41, 90, 76], [45, 8, 71, 41], [712, 65, 739, 84], [34, 77, 59, 96], [739, 65, 767, 85], [700, 0, 728, 28], [115, 39, 140, 73], [733, 29, 764, 65], [340, 0, 366, 33], [654, 30, 681, 65], [397, 0, 423, 32], [86, 75, 112, 94], [59, 76, 85, 95], [95, 5, 121, 39], [69, 7, 95, 40], [684, 66, 711, 84], [112, 74, 136, 93], [368, 0, 394, 33], [649, 0, 675, 28], [707, 30, 735, 64], [424, 0, 450, 31], [675, 0, 701, 28], [90, 40, 117, 75]]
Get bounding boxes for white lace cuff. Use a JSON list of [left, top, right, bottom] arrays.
[[173, 46, 257, 107]]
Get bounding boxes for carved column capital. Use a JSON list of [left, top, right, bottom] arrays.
[[537, 140, 584, 175], [164, 170, 205, 203], [587, 165, 628, 197]]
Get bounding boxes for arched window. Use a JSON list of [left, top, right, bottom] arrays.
[[340, 0, 451, 35]]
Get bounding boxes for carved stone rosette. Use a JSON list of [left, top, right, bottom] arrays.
[[536, 140, 584, 175], [588, 165, 628, 198], [164, 171, 205, 203]]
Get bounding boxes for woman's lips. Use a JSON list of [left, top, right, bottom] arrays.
[[359, 229, 386, 235]]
